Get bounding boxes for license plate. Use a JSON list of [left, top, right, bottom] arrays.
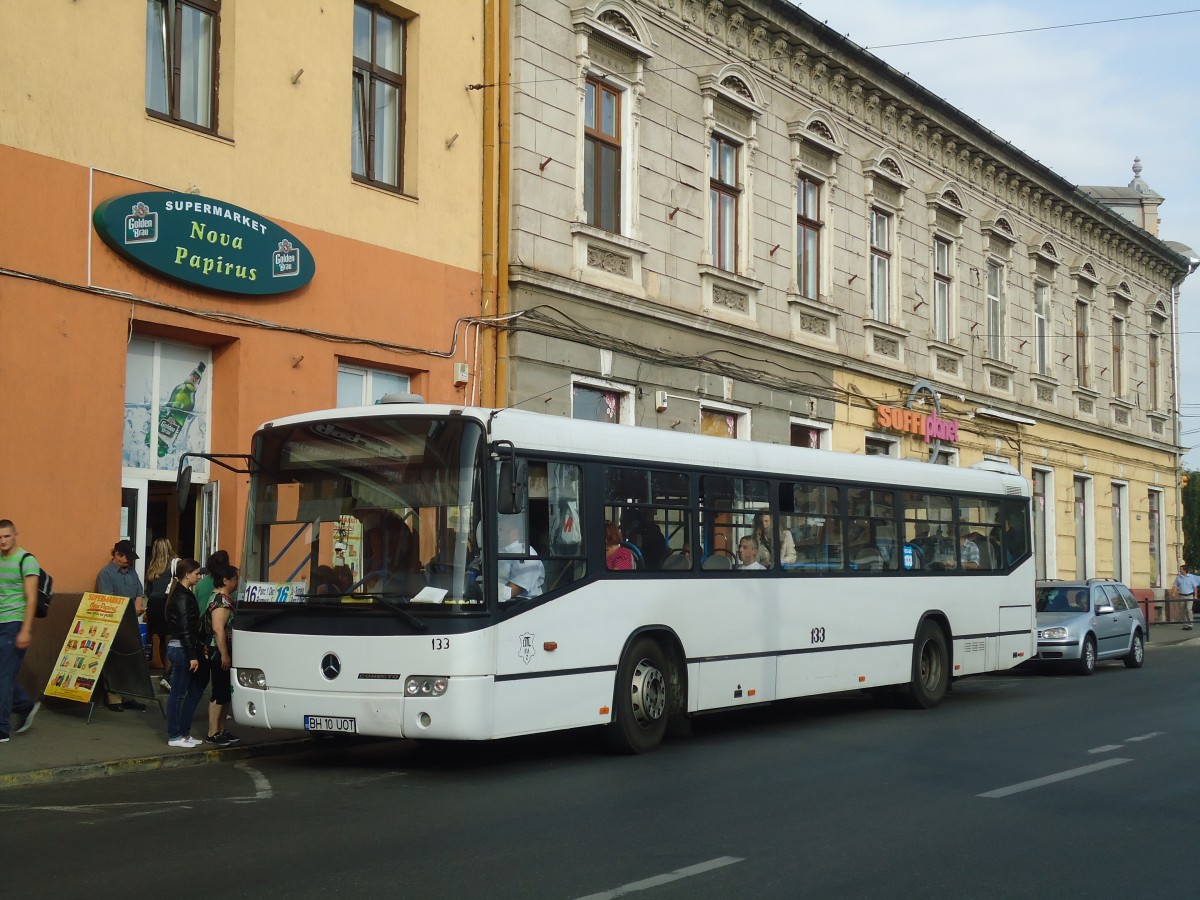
[[304, 715, 357, 733]]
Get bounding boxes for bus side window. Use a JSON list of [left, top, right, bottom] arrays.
[[521, 461, 586, 594]]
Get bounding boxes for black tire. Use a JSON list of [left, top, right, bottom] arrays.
[[606, 636, 669, 754], [903, 620, 949, 709], [1077, 635, 1098, 675], [1123, 630, 1145, 669]]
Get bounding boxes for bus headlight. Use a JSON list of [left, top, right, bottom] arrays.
[[1039, 627, 1068, 640], [237, 668, 268, 689], [405, 676, 448, 697]]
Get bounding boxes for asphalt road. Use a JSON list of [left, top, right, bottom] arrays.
[[4, 646, 1197, 900]]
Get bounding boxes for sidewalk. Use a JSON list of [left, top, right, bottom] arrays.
[[4, 626, 1197, 789], [0, 683, 312, 789]]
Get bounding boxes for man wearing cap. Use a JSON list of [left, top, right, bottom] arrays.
[[95, 540, 147, 710]]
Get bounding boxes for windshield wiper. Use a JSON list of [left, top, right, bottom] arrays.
[[375, 596, 427, 631]]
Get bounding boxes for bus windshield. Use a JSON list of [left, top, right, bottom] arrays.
[[243, 415, 485, 616]]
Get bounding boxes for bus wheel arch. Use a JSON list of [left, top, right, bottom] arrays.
[[903, 615, 951, 709], [606, 627, 686, 754]]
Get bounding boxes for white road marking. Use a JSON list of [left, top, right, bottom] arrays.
[[573, 856, 744, 900], [1125, 732, 1163, 742], [1087, 745, 1123, 754], [235, 762, 273, 800], [979, 758, 1132, 798]]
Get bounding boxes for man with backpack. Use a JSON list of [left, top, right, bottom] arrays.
[[0, 518, 41, 741]]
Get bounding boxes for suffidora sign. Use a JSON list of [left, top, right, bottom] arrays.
[[92, 192, 315, 296]]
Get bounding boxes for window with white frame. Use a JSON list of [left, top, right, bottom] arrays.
[[864, 435, 898, 457], [710, 134, 741, 273], [986, 261, 1005, 360], [700, 406, 746, 439], [146, 0, 221, 131], [1148, 330, 1161, 409], [1112, 316, 1125, 398], [790, 420, 829, 450], [352, 1, 407, 191], [572, 381, 631, 424], [1075, 300, 1090, 388], [337, 364, 410, 407], [1034, 282, 1050, 376], [584, 76, 622, 233], [796, 176, 821, 301], [933, 237, 952, 342], [870, 209, 891, 322]]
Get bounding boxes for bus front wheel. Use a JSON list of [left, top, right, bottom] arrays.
[[904, 620, 949, 709], [607, 636, 669, 754]]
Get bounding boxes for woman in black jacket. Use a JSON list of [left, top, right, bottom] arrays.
[[164, 558, 209, 748]]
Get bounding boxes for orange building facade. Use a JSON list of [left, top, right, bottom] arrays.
[[0, 1, 486, 593]]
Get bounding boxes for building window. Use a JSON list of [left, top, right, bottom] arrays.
[[352, 2, 406, 190], [1148, 488, 1162, 588], [572, 382, 630, 424], [1073, 475, 1091, 580], [1031, 468, 1050, 580], [796, 177, 821, 301], [710, 135, 741, 272], [790, 420, 829, 450], [1112, 317, 1125, 398], [337, 364, 410, 407], [986, 261, 1005, 360], [700, 406, 745, 439], [933, 237, 952, 342], [1111, 481, 1127, 582], [864, 436, 897, 457], [1075, 300, 1090, 388], [584, 77, 621, 233], [1034, 282, 1050, 376], [145, 0, 220, 131], [1148, 331, 1160, 409], [869, 209, 891, 322]]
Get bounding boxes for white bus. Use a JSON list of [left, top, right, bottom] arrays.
[[211, 402, 1035, 753]]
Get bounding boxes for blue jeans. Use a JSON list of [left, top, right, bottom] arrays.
[[0, 621, 34, 735], [166, 645, 209, 740]]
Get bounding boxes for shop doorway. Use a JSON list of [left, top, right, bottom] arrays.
[[121, 477, 219, 582]]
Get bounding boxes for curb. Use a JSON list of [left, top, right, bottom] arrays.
[[0, 737, 314, 790]]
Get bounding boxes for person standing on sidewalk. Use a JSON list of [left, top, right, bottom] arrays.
[[0, 519, 41, 741], [143, 538, 175, 692], [164, 558, 209, 748], [95, 539, 148, 711], [1172, 563, 1197, 630], [203, 566, 240, 746]]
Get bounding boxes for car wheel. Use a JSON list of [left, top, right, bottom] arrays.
[[1123, 630, 1145, 669], [1077, 635, 1097, 676]]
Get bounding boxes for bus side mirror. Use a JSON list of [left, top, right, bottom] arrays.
[[176, 463, 193, 514], [498, 458, 527, 515]]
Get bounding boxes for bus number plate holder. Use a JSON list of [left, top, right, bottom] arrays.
[[304, 715, 357, 733]]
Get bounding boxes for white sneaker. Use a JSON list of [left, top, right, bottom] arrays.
[[15, 700, 40, 735], [167, 735, 202, 748], [159, 677, 171, 691]]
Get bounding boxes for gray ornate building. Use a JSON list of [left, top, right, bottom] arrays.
[[487, 0, 1193, 594]]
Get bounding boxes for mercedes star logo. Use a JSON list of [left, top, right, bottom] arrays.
[[320, 653, 341, 680]]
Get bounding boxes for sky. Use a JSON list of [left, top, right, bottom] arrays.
[[792, 0, 1200, 467]]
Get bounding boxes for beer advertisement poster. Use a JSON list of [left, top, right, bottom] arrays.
[[44, 592, 131, 703], [122, 338, 210, 473]]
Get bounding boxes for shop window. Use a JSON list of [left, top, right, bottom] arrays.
[[145, 0, 221, 131], [124, 337, 212, 474]]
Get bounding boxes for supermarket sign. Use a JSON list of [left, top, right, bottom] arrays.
[[93, 191, 315, 295]]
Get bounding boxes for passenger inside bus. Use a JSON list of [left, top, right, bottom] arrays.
[[360, 509, 423, 596], [752, 510, 796, 567], [736, 536, 766, 570], [620, 508, 669, 570]]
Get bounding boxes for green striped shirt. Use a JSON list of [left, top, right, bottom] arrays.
[[0, 548, 37, 624]]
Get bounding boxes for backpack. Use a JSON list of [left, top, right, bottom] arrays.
[[19, 553, 53, 618]]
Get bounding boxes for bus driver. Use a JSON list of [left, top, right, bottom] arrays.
[[497, 515, 545, 602]]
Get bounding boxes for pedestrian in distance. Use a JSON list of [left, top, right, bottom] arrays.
[[95, 539, 147, 711], [1172, 563, 1197, 630], [0, 519, 42, 741], [203, 566, 240, 746], [164, 558, 210, 748], [143, 537, 175, 692]]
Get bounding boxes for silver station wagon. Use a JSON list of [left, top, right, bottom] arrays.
[[1033, 579, 1147, 675]]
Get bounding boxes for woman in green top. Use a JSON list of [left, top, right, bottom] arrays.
[[204, 566, 239, 746]]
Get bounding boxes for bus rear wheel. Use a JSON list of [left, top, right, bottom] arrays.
[[903, 620, 949, 709], [607, 636, 669, 754]]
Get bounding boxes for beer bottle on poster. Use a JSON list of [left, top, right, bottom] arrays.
[[156, 362, 206, 457]]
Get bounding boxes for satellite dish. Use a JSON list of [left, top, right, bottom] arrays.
[[176, 464, 193, 513]]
